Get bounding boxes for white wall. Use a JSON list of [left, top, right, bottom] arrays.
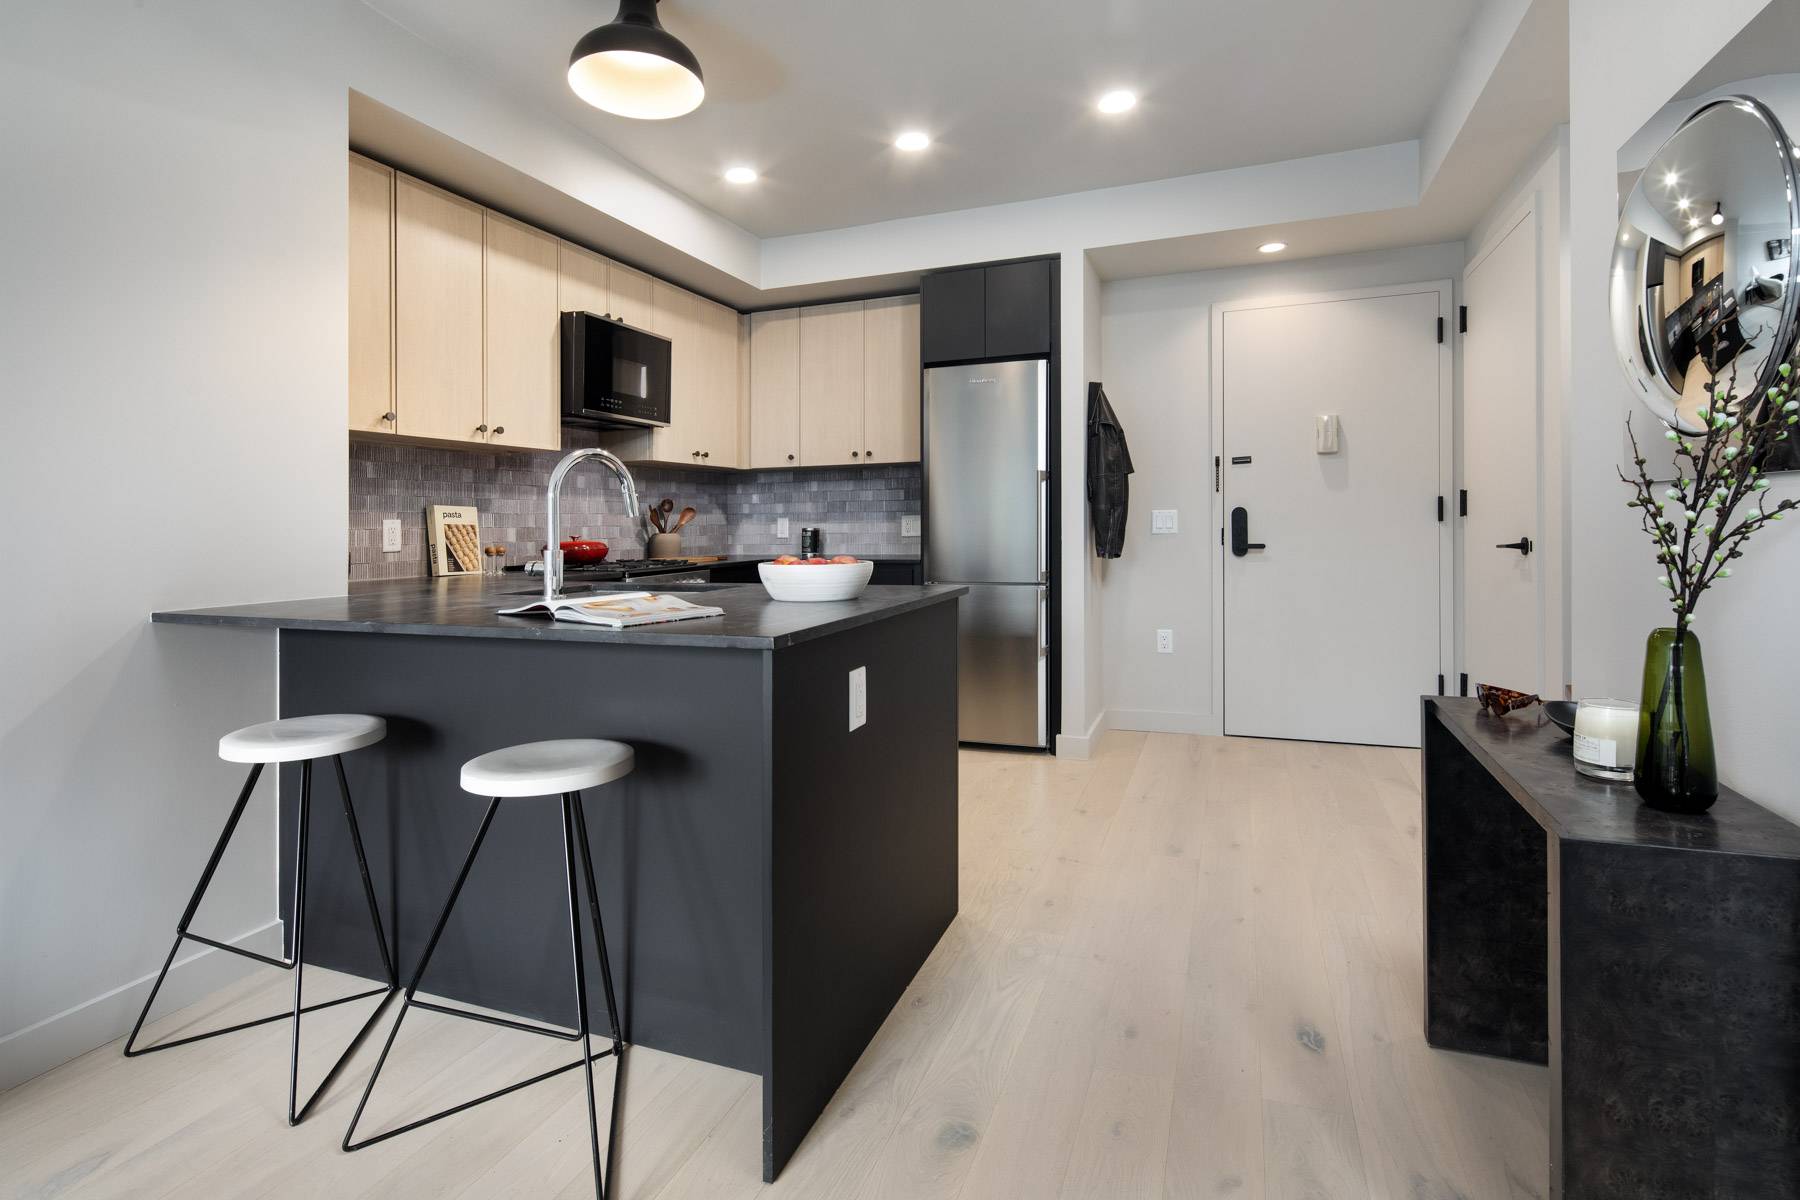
[[1569, 0, 1800, 825], [1097, 242, 1466, 733]]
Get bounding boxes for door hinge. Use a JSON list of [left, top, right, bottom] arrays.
[[1459, 488, 1468, 517], [1214, 455, 1220, 493], [1220, 527, 1224, 547], [1459, 305, 1468, 334], [1437, 495, 1445, 522], [1437, 673, 1446, 695], [1436, 317, 1445, 344], [1038, 469, 1049, 482], [1459, 672, 1469, 696]]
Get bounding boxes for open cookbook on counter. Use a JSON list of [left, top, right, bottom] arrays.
[[498, 591, 723, 628]]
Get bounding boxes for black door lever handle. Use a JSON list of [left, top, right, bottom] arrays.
[[1495, 537, 1533, 555], [1230, 507, 1265, 557]]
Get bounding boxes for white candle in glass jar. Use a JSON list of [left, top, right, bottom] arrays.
[[1573, 698, 1639, 782]]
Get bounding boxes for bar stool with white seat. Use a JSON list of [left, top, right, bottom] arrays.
[[342, 738, 634, 1200], [124, 713, 399, 1125]]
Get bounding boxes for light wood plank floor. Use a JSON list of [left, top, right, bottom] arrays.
[[0, 733, 1549, 1199]]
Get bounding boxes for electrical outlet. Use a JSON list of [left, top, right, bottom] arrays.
[[901, 514, 922, 538], [1156, 628, 1174, 654], [382, 519, 403, 553], [848, 666, 867, 731], [1151, 509, 1178, 534], [776, 517, 791, 539]]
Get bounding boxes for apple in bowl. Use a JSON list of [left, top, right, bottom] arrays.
[[758, 555, 875, 601]]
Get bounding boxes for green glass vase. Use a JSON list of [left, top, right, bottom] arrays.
[[1634, 627, 1718, 812]]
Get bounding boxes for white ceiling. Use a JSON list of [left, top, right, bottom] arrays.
[[361, 0, 1487, 238], [1678, 0, 1800, 101]]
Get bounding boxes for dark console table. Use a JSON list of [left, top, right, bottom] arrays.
[[1422, 696, 1800, 1199]]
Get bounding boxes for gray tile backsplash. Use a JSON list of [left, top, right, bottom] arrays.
[[349, 437, 921, 581]]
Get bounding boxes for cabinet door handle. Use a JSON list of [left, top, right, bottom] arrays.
[[865, 449, 873, 458], [491, 426, 504, 436], [851, 450, 860, 458], [701, 450, 710, 459], [381, 411, 396, 423], [787, 454, 796, 462], [1495, 537, 1533, 556]]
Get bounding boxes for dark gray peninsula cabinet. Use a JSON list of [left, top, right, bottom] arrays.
[[155, 577, 965, 1181], [1421, 696, 1800, 1199]]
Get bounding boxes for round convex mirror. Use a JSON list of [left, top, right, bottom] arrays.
[[1612, 96, 1800, 442]]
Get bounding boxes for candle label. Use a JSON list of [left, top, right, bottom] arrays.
[[1574, 733, 1619, 768]]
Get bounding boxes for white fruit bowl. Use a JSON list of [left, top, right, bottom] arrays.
[[757, 559, 875, 602]]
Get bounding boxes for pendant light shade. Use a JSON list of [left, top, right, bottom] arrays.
[[568, 0, 704, 120]]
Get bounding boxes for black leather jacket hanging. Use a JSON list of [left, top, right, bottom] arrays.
[[1086, 383, 1132, 559]]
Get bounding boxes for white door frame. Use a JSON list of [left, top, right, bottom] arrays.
[[1208, 280, 1457, 736]]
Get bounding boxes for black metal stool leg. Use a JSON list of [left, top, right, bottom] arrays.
[[343, 796, 505, 1151], [124, 755, 396, 1125], [561, 793, 611, 1200], [570, 789, 627, 1200], [334, 755, 398, 989], [124, 762, 263, 1057]]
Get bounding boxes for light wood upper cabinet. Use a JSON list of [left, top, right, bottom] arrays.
[[649, 280, 701, 460], [483, 212, 560, 451], [697, 298, 742, 468], [861, 295, 921, 463], [348, 153, 394, 435], [394, 175, 484, 443], [800, 302, 866, 467], [608, 261, 654, 328], [556, 241, 608, 318], [750, 309, 801, 468]]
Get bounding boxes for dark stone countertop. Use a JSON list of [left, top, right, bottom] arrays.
[[1426, 695, 1800, 858], [153, 575, 966, 651]]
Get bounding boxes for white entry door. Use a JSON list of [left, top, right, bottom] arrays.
[[1216, 284, 1451, 746], [1462, 212, 1545, 694]]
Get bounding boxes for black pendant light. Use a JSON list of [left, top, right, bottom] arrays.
[[568, 0, 705, 120]]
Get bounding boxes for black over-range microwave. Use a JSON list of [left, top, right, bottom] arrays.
[[560, 310, 672, 429]]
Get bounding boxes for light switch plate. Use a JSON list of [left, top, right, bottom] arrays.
[[901, 514, 922, 538], [776, 517, 791, 539], [382, 519, 403, 553], [1151, 509, 1178, 534], [848, 666, 867, 731]]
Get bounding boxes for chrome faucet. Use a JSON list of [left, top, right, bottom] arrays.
[[543, 447, 640, 600]]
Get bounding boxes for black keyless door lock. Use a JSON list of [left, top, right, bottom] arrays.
[[1230, 507, 1266, 557]]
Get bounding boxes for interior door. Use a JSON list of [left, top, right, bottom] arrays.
[[1462, 214, 1544, 693], [1220, 287, 1446, 746]]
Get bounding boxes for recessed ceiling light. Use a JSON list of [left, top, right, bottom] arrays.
[[723, 165, 758, 184], [567, 0, 705, 120], [1258, 241, 1287, 254], [894, 130, 931, 152], [1096, 89, 1138, 115], [1663, 169, 1680, 187], [1689, 216, 1702, 229], [1677, 197, 1691, 209]]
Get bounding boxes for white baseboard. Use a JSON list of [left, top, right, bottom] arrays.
[[1055, 709, 1109, 759], [0, 919, 283, 1092], [1108, 709, 1221, 736]]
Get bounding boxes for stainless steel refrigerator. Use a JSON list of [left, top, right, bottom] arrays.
[[924, 359, 1048, 748]]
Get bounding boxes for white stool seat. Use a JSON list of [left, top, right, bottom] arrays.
[[219, 714, 387, 764], [460, 739, 635, 798]]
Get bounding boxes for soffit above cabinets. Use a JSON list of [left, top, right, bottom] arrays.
[[361, 0, 1484, 237]]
